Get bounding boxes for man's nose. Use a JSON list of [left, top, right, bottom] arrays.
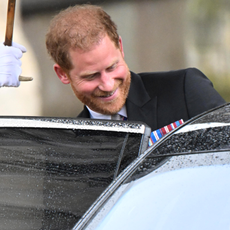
[[98, 72, 114, 91]]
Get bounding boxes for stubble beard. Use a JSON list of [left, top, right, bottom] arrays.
[[71, 71, 131, 115]]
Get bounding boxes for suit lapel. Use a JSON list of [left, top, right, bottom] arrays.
[[126, 72, 158, 131], [77, 106, 90, 118]]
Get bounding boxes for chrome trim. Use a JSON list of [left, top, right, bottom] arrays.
[[0, 117, 147, 134]]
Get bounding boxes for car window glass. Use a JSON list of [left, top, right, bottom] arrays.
[[0, 127, 144, 230], [129, 104, 230, 181]]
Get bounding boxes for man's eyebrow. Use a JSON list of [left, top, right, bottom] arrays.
[[108, 60, 118, 67], [79, 59, 119, 77], [107, 59, 119, 68], [80, 71, 98, 78]]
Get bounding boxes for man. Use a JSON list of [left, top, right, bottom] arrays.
[[45, 4, 225, 131]]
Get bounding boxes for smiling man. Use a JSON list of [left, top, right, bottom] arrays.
[[45, 4, 225, 131], [54, 35, 130, 115]]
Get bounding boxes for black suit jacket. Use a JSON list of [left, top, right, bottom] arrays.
[[78, 68, 225, 131]]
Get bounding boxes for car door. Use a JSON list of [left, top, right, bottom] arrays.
[[75, 103, 230, 230], [0, 117, 150, 230]]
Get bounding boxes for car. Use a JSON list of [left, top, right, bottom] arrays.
[[1, 103, 230, 230], [73, 103, 230, 230]]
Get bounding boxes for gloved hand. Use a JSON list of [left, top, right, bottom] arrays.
[[0, 42, 27, 87]]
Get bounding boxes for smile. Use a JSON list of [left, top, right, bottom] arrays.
[[100, 90, 116, 97], [99, 88, 118, 101]]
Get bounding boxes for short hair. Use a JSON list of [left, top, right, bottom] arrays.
[[46, 4, 119, 72]]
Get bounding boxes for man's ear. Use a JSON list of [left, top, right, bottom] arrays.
[[119, 36, 124, 57], [54, 64, 70, 84]]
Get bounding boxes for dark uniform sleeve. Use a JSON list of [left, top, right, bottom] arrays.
[[184, 68, 226, 118]]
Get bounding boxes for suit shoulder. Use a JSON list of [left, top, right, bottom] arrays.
[[137, 68, 190, 84], [138, 68, 198, 79], [135, 68, 206, 98]]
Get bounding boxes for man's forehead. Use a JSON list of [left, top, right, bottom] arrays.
[[69, 33, 119, 54], [69, 33, 107, 52]]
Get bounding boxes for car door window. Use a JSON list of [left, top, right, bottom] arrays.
[[129, 104, 230, 180], [0, 119, 150, 230]]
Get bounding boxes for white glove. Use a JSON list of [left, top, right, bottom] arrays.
[[0, 42, 27, 87]]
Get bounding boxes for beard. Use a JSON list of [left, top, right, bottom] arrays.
[[71, 71, 131, 115]]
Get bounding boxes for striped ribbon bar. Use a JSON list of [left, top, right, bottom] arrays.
[[148, 119, 184, 147]]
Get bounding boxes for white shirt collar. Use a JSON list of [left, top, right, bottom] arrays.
[[87, 105, 127, 120]]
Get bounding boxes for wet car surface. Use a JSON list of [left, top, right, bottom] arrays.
[[0, 104, 230, 230], [0, 118, 150, 229], [73, 103, 230, 230]]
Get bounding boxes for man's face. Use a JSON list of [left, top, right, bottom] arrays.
[[55, 35, 131, 115]]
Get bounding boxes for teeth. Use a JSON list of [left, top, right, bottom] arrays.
[[108, 91, 115, 96], [101, 91, 115, 97]]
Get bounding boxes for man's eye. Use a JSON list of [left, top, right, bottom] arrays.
[[107, 64, 116, 71], [84, 73, 97, 80], [87, 75, 95, 79]]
